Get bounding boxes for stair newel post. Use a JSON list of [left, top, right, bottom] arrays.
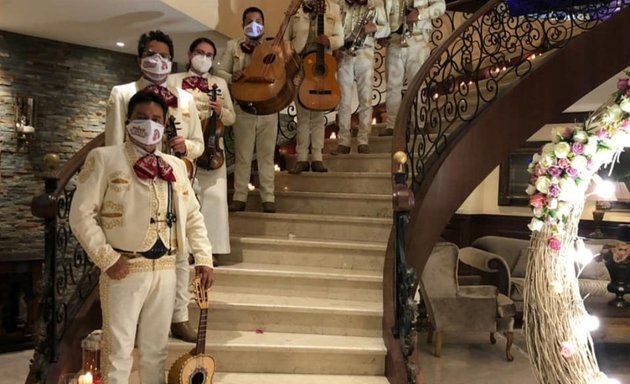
[[30, 153, 61, 377], [391, 151, 418, 384]]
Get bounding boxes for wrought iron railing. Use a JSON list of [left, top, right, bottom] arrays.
[[389, 1, 630, 382]]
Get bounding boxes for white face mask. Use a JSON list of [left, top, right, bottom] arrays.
[[191, 55, 213, 74], [126, 119, 164, 146], [244, 21, 264, 38], [140, 54, 172, 83]]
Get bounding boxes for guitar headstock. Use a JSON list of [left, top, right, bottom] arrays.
[[192, 276, 209, 309], [287, 0, 304, 16], [315, 0, 326, 14]]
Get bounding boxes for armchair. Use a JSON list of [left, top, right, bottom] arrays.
[[419, 242, 516, 361]]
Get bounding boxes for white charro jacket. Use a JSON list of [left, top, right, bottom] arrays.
[[69, 141, 214, 272], [104, 78, 205, 161]]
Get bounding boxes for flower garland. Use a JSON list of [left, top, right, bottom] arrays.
[[526, 72, 630, 249]]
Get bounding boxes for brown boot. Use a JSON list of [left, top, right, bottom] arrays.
[[289, 161, 310, 175], [358, 144, 371, 154], [331, 144, 351, 155], [310, 161, 328, 172], [228, 200, 246, 212], [379, 127, 394, 137], [262, 201, 276, 213], [171, 321, 197, 343]]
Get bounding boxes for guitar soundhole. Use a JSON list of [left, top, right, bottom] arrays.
[[314, 64, 326, 76], [263, 53, 277, 64], [189, 371, 206, 384]]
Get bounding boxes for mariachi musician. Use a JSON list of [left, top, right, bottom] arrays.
[[285, 0, 344, 175], [215, 6, 279, 214], [333, 0, 389, 155], [167, 37, 235, 342]]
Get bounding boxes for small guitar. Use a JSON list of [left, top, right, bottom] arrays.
[[298, 0, 341, 111], [165, 116, 194, 179], [167, 276, 216, 384], [197, 84, 224, 170]]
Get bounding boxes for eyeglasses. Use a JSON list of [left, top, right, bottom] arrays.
[[142, 51, 172, 60], [193, 49, 214, 59]]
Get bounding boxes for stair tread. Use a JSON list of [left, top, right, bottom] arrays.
[[322, 153, 390, 159], [275, 171, 389, 178], [230, 211, 391, 224], [170, 330, 387, 354], [212, 373, 389, 384], [258, 190, 391, 200], [230, 234, 387, 251], [208, 291, 382, 315], [215, 262, 382, 282]]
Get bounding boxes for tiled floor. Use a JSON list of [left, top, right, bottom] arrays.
[[2, 333, 629, 384]]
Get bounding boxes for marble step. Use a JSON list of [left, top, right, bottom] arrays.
[[229, 212, 392, 243], [274, 171, 390, 194], [211, 262, 382, 302], [211, 373, 390, 384], [284, 153, 391, 174], [166, 330, 386, 375], [243, 190, 392, 218], [226, 235, 386, 272], [189, 292, 382, 337]]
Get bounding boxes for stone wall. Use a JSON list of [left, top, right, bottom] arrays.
[[0, 30, 138, 255]]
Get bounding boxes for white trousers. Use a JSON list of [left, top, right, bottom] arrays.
[[100, 257, 176, 384], [232, 106, 278, 203], [385, 36, 431, 131], [337, 49, 375, 147], [295, 99, 326, 162]]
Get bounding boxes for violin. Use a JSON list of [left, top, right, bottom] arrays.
[[165, 116, 194, 179], [197, 84, 225, 170]]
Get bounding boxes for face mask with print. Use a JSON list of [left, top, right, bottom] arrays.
[[126, 119, 164, 146], [244, 21, 264, 39], [191, 54, 213, 74], [140, 54, 172, 83]]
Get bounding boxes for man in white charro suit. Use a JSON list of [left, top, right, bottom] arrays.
[[379, 0, 445, 136], [105, 30, 204, 342], [70, 91, 214, 384]]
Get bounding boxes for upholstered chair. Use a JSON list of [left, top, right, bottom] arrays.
[[419, 242, 516, 361]]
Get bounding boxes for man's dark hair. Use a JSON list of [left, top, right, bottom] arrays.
[[188, 37, 218, 59], [242, 7, 265, 24], [127, 90, 168, 121], [137, 30, 174, 59]]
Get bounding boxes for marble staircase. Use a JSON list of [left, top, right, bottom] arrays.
[[130, 124, 393, 384]]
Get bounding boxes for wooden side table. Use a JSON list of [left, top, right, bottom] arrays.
[[585, 296, 630, 343]]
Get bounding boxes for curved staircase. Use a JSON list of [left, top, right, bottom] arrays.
[[129, 124, 393, 383]]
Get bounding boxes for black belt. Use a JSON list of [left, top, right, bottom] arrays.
[[114, 238, 175, 260]]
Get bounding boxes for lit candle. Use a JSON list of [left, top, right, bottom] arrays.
[[247, 183, 255, 191], [330, 132, 337, 139], [371, 118, 377, 125], [274, 164, 281, 172], [78, 372, 93, 384]]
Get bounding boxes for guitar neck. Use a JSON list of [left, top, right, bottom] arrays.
[[316, 12, 325, 64], [195, 308, 208, 355]]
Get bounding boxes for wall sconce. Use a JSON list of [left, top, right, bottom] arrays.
[[15, 97, 36, 151]]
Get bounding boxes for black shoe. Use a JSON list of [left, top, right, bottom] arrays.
[[358, 144, 371, 154], [262, 202, 276, 213], [171, 321, 197, 343], [310, 161, 328, 173], [229, 200, 246, 212], [378, 127, 394, 137], [331, 144, 351, 155], [289, 161, 310, 175]]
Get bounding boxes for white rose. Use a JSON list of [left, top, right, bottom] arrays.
[[528, 218, 544, 232], [582, 139, 598, 156], [526, 184, 537, 195], [559, 177, 578, 201], [542, 143, 555, 154], [573, 130, 588, 144], [535, 176, 552, 193], [554, 142, 571, 158], [557, 202, 570, 216], [571, 155, 588, 172], [540, 154, 555, 169], [619, 97, 630, 113], [532, 153, 541, 163], [607, 104, 623, 121], [547, 197, 559, 209], [533, 207, 544, 218]]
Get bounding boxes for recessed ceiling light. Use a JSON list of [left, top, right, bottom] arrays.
[[116, 42, 125, 47]]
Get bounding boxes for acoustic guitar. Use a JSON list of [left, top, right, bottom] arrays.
[[165, 116, 194, 180], [167, 276, 215, 384], [196, 84, 224, 171], [230, 0, 302, 115], [298, 0, 341, 111]]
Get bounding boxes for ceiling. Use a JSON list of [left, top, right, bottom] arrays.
[[0, 0, 626, 111]]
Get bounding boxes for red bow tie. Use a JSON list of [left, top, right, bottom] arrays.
[[144, 84, 178, 108], [182, 76, 209, 93], [133, 154, 176, 182]]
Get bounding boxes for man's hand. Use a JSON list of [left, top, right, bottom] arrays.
[[376, 37, 390, 47], [106, 256, 130, 280], [363, 22, 377, 35], [406, 8, 420, 24], [195, 266, 214, 290], [332, 49, 344, 61], [208, 100, 223, 117], [232, 70, 245, 83], [169, 136, 187, 155], [317, 34, 331, 48]]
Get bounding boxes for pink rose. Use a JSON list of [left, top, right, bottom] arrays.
[[548, 184, 560, 197], [571, 142, 584, 155], [548, 236, 562, 251], [548, 166, 562, 178], [558, 158, 571, 169], [596, 127, 608, 139], [566, 167, 579, 177], [530, 193, 546, 208], [560, 341, 575, 358], [534, 165, 545, 176], [530, 175, 538, 184], [617, 78, 630, 92]]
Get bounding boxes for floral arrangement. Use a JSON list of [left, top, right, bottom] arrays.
[[525, 72, 630, 250]]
